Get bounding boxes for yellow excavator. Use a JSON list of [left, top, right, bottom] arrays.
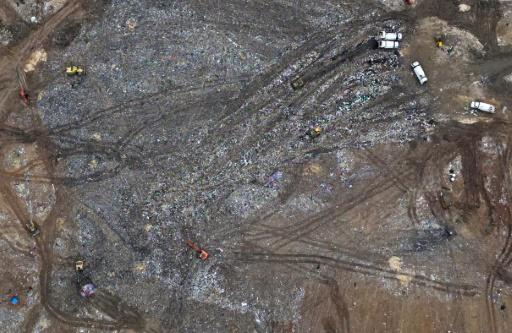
[[65, 65, 85, 76]]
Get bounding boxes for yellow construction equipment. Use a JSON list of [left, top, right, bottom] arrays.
[[75, 260, 85, 272], [306, 126, 322, 139], [434, 35, 446, 48], [66, 66, 85, 76]]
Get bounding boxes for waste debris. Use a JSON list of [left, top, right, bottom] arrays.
[[10, 295, 19, 305], [459, 4, 471, 12], [23, 49, 47, 73], [266, 170, 284, 188]]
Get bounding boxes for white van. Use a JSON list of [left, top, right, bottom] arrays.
[[411, 61, 427, 84], [379, 31, 402, 41], [470, 101, 495, 113], [378, 40, 400, 49]]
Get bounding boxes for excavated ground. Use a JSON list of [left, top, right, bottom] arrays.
[[0, 0, 512, 332]]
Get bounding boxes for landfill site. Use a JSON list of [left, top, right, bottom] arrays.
[[1, 0, 512, 332]]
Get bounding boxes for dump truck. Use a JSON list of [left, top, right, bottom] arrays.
[[470, 101, 495, 113], [378, 40, 400, 49], [306, 126, 322, 139], [411, 61, 428, 85], [379, 31, 402, 41]]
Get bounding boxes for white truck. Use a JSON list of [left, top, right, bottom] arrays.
[[411, 61, 428, 84], [470, 101, 495, 113], [379, 31, 402, 41], [378, 40, 400, 49]]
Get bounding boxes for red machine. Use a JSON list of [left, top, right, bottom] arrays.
[[186, 240, 209, 260]]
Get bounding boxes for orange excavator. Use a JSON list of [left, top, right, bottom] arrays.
[[187, 240, 209, 260]]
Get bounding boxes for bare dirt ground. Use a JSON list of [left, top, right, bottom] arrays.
[[0, 0, 512, 332]]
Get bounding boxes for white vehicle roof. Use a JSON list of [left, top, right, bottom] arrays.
[[471, 101, 495, 113], [379, 31, 402, 41], [411, 61, 427, 84], [378, 40, 399, 49]]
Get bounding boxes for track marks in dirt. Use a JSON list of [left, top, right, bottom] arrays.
[[0, 1, 151, 331]]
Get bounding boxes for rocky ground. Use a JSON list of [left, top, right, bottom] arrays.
[[0, 0, 512, 332]]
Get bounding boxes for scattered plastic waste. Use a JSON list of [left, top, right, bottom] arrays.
[[266, 171, 283, 187], [79, 283, 96, 298], [449, 169, 455, 182]]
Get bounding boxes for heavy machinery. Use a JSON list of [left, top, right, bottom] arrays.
[[26, 220, 40, 237], [306, 126, 322, 139], [434, 35, 447, 48], [290, 39, 374, 90], [75, 260, 96, 298], [291, 77, 305, 90], [187, 240, 209, 260], [66, 66, 85, 76], [379, 31, 402, 41], [378, 40, 400, 49]]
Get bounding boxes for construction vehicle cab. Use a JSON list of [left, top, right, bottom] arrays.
[[75, 260, 85, 272], [66, 66, 85, 76], [26, 221, 40, 237], [306, 127, 322, 139], [291, 77, 304, 90]]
